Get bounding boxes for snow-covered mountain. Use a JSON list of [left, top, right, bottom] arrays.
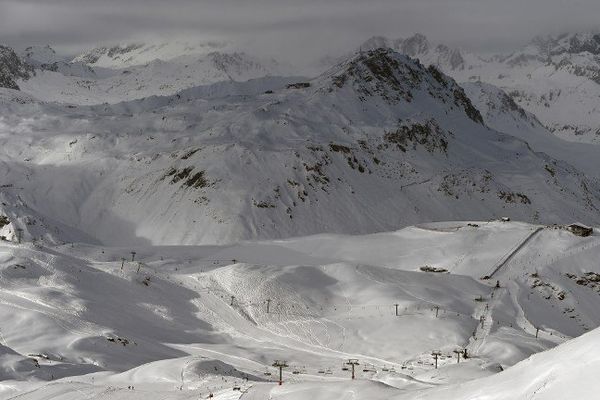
[[0, 45, 34, 90], [72, 40, 232, 68], [462, 81, 600, 179], [358, 34, 473, 71], [20, 45, 97, 79], [456, 33, 600, 143], [2, 48, 600, 248], [3, 33, 600, 399], [18, 46, 287, 104], [350, 33, 600, 144]]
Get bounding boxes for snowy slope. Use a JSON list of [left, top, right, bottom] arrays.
[[15, 40, 289, 104], [0, 221, 599, 399], [451, 33, 600, 143], [18, 50, 286, 104], [3, 48, 600, 246], [405, 323, 600, 400], [463, 81, 600, 178]]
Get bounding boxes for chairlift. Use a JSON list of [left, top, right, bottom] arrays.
[[325, 368, 333, 375], [317, 369, 326, 374], [382, 366, 389, 372], [263, 368, 272, 376]]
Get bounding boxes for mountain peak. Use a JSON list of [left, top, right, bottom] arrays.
[[399, 33, 430, 56], [359, 36, 393, 52], [324, 48, 483, 123], [0, 45, 34, 90], [356, 34, 465, 71], [530, 32, 600, 57], [21, 44, 60, 65]]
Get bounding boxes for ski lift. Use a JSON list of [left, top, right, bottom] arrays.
[[263, 368, 272, 376], [325, 368, 333, 375], [362, 363, 375, 373], [341, 362, 349, 371], [292, 369, 301, 375], [382, 366, 389, 372], [317, 369, 325, 374]]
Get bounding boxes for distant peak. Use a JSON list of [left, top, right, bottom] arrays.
[[398, 33, 430, 56], [359, 36, 393, 52], [72, 39, 233, 68], [20, 44, 60, 65], [530, 32, 600, 56]]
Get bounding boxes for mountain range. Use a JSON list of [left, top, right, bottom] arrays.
[[1, 32, 600, 400]]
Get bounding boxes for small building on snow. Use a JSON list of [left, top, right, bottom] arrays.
[[567, 224, 593, 237]]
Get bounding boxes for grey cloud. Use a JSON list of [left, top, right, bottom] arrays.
[[0, 0, 598, 60]]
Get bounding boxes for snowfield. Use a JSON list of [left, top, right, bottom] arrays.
[[0, 221, 599, 399]]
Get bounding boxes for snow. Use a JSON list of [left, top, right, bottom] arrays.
[[2, 35, 600, 399], [18, 52, 288, 105], [0, 221, 598, 399], [4, 49, 600, 247], [352, 33, 600, 144]]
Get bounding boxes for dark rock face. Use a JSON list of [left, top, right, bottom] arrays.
[[329, 48, 483, 124], [0, 46, 33, 90]]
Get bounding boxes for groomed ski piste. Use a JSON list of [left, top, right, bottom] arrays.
[[0, 220, 599, 399]]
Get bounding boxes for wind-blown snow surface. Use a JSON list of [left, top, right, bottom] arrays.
[[0, 221, 599, 399], [3, 49, 600, 246]]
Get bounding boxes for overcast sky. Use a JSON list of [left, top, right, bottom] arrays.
[[1, 0, 598, 60]]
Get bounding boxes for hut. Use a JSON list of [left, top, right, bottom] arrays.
[[566, 224, 593, 237]]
